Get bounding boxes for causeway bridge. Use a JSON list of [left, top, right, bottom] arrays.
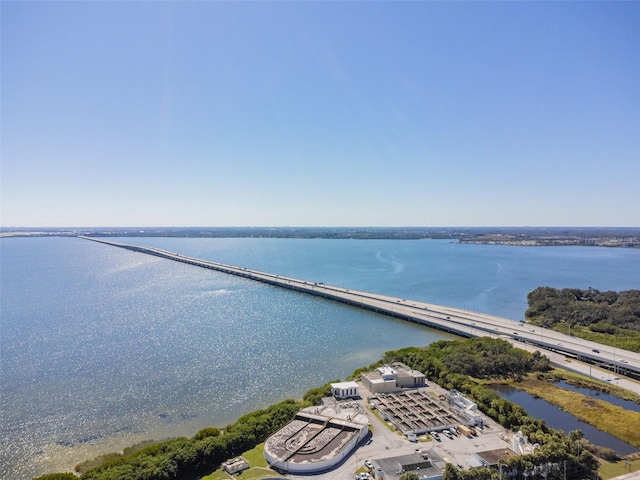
[[81, 236, 640, 381]]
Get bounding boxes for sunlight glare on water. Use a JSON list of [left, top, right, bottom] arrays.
[[2, 236, 639, 479]]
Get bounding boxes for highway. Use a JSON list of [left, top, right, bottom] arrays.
[[81, 236, 640, 383]]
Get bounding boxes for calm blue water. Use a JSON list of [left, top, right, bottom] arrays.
[[1, 237, 639, 479]]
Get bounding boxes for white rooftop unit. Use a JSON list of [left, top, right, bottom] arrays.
[[377, 366, 397, 379]]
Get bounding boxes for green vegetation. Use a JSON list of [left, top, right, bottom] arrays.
[[599, 457, 640, 479], [525, 287, 640, 351], [34, 399, 301, 480], [384, 338, 599, 480], [399, 473, 421, 480], [75, 441, 160, 474], [36, 337, 614, 480], [200, 443, 285, 480], [300, 379, 338, 405], [33, 378, 340, 480], [498, 373, 640, 450], [383, 337, 551, 383], [541, 368, 640, 403], [193, 427, 220, 441]]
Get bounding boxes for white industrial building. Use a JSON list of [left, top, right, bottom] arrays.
[[361, 362, 425, 394], [331, 381, 359, 399], [448, 390, 483, 424]]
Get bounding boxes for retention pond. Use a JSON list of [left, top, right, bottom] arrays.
[[491, 385, 637, 456], [555, 381, 640, 414]]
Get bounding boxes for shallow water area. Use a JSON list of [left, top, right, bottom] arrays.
[[2, 237, 639, 479], [1, 237, 455, 479]]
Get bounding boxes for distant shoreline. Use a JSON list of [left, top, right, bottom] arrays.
[[1, 226, 639, 247], [458, 237, 640, 248]]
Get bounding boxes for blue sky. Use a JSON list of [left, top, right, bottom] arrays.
[[2, 1, 639, 227]]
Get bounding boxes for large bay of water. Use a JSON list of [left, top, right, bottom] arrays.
[[1, 237, 639, 479]]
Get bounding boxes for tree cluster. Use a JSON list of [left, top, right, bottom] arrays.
[[385, 337, 550, 382], [525, 287, 640, 331]]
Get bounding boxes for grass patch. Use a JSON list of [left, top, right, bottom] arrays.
[[200, 465, 284, 480], [199, 443, 286, 480], [505, 375, 640, 448], [199, 470, 231, 480], [240, 442, 270, 468], [598, 457, 640, 479]]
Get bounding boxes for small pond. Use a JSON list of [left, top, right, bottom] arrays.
[[491, 385, 637, 456]]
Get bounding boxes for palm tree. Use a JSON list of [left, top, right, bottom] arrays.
[[399, 473, 420, 480]]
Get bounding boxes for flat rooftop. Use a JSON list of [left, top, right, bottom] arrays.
[[476, 448, 518, 466], [374, 450, 445, 480]]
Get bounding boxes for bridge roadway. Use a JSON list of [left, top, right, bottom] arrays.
[[82, 237, 640, 382]]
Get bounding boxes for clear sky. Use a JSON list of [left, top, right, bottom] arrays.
[[2, 1, 639, 228]]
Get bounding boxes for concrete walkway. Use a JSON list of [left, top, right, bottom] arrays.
[[610, 472, 640, 480]]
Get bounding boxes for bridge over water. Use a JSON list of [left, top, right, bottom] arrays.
[[81, 236, 640, 382]]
